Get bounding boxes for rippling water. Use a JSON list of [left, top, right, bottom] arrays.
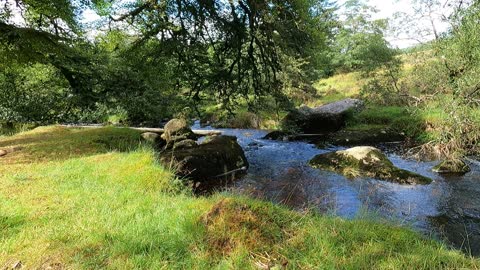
[[193, 122, 480, 256]]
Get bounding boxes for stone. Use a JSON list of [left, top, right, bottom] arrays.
[[173, 139, 197, 150], [309, 146, 431, 184], [159, 135, 248, 184], [282, 98, 364, 134], [161, 118, 196, 142], [141, 132, 160, 142], [432, 159, 470, 175], [263, 130, 292, 141], [141, 132, 166, 149]]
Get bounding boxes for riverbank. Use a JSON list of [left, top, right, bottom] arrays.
[[1, 126, 478, 269]]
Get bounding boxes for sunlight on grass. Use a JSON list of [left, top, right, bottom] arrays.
[[311, 72, 365, 106]]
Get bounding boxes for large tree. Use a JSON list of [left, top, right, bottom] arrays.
[[0, 0, 334, 123], [103, 0, 334, 112]]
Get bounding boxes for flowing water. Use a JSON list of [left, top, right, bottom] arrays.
[[193, 122, 480, 256]]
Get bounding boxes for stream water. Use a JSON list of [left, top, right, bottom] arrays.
[[192, 122, 480, 256]]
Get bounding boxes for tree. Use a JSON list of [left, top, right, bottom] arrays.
[[391, 0, 475, 45], [105, 0, 334, 113], [1, 0, 336, 124], [331, 0, 398, 74]]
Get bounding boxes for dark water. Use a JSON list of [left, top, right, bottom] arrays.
[[193, 122, 480, 256]]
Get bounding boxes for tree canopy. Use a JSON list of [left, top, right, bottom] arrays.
[[0, 0, 336, 124]]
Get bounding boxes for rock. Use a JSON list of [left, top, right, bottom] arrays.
[[282, 98, 363, 133], [0, 146, 24, 157], [141, 132, 160, 142], [309, 146, 431, 184], [141, 132, 166, 148], [320, 127, 405, 146], [263, 130, 292, 141], [161, 118, 196, 142], [160, 135, 248, 184], [432, 159, 470, 175], [173, 139, 197, 150]]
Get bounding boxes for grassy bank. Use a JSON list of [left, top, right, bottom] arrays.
[[1, 126, 478, 269]]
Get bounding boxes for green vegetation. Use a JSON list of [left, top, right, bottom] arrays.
[[1, 127, 478, 269], [2, 0, 480, 267]]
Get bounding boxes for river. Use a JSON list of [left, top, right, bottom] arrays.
[[192, 122, 480, 256]]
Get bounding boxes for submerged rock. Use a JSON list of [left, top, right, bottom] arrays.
[[432, 159, 470, 175], [309, 146, 431, 184], [159, 135, 248, 185], [282, 98, 363, 133], [263, 130, 292, 141]]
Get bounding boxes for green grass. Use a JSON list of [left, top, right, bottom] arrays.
[[311, 72, 365, 106], [1, 126, 479, 269], [0, 122, 37, 138], [345, 106, 425, 137]]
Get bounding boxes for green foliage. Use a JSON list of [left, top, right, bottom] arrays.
[[400, 2, 480, 158], [1, 0, 337, 126], [0, 64, 72, 123], [347, 106, 426, 138], [331, 0, 398, 74]]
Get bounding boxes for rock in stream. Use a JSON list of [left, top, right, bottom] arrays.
[[309, 146, 432, 185]]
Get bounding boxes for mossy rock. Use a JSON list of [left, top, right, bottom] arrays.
[[432, 159, 470, 175], [173, 139, 197, 150], [161, 118, 196, 142], [309, 146, 431, 185], [281, 99, 363, 134], [141, 132, 167, 148], [159, 135, 248, 188]]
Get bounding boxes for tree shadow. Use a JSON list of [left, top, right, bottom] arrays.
[[0, 126, 143, 165]]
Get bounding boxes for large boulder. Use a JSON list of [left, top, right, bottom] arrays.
[[161, 118, 196, 142], [309, 146, 431, 185], [159, 135, 248, 185], [282, 98, 363, 133]]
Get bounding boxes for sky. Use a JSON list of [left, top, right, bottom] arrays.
[[337, 0, 451, 48]]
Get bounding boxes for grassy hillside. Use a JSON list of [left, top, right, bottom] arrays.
[[312, 71, 365, 106], [1, 126, 478, 269]]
